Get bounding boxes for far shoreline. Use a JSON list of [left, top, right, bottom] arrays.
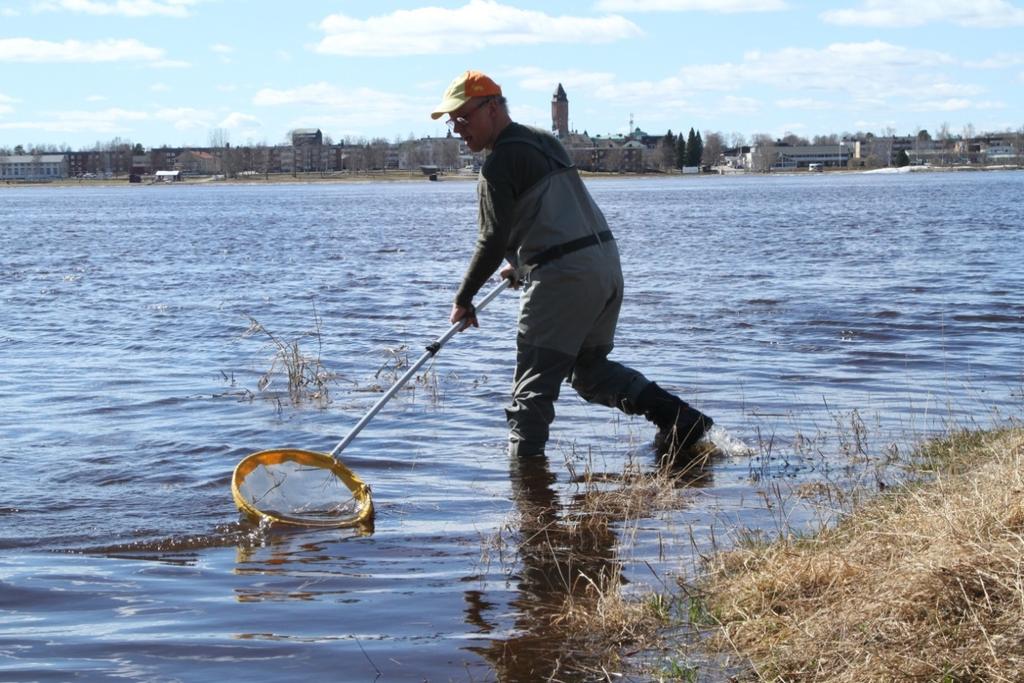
[[2, 163, 1021, 189]]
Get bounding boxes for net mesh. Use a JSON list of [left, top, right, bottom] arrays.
[[232, 449, 373, 528]]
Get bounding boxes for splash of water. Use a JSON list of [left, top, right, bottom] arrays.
[[706, 425, 756, 457]]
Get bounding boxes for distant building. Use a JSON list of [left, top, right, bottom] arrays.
[[291, 128, 323, 147], [722, 146, 752, 169], [631, 128, 665, 150], [177, 150, 220, 175], [148, 147, 186, 175], [66, 148, 133, 178], [0, 154, 68, 180], [551, 84, 569, 139], [291, 128, 324, 173], [767, 142, 855, 169]]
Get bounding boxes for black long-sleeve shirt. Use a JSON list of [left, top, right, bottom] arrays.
[[454, 122, 570, 307]]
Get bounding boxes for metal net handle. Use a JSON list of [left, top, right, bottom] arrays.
[[328, 278, 510, 459]]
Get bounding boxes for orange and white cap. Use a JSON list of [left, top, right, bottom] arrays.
[[430, 70, 502, 120]]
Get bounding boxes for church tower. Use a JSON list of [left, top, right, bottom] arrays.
[[551, 83, 569, 139]]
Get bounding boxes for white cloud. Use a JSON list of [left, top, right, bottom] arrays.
[[965, 52, 1024, 68], [150, 59, 191, 68], [0, 107, 148, 133], [210, 43, 233, 63], [914, 82, 985, 98], [219, 112, 259, 129], [719, 95, 760, 113], [776, 97, 833, 110], [314, 0, 643, 57], [254, 82, 408, 110], [154, 107, 215, 130], [0, 103, 245, 137], [521, 41, 960, 103], [253, 82, 431, 130], [509, 40, 997, 123], [0, 38, 165, 63], [150, 82, 170, 92], [821, 0, 1024, 28], [594, 0, 787, 12], [508, 67, 618, 93], [909, 98, 974, 112], [684, 41, 955, 92], [508, 66, 689, 109], [35, 0, 200, 18]]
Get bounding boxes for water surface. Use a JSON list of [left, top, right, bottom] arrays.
[[1, 171, 1022, 681]]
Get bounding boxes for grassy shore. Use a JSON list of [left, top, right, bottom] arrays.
[[462, 427, 1024, 681], [694, 426, 1024, 681]]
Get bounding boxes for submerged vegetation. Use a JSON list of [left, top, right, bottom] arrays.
[[244, 306, 337, 407], [234, 309, 452, 410]]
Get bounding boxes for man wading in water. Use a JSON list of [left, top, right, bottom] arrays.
[[432, 70, 713, 463]]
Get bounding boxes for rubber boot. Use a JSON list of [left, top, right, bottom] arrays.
[[635, 382, 713, 461]]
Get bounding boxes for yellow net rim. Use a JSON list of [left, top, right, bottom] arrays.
[[231, 448, 374, 528]]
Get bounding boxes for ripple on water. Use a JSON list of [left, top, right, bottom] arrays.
[[0, 175, 1022, 681]]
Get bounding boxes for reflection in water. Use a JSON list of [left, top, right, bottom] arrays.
[[468, 454, 619, 680], [468, 450, 716, 682]]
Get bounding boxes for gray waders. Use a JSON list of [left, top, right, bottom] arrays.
[[497, 137, 652, 458]]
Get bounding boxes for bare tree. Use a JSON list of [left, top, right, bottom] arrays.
[[367, 138, 389, 170], [883, 126, 897, 166], [209, 128, 229, 149], [221, 145, 242, 178], [657, 131, 677, 171], [750, 133, 776, 172], [440, 137, 461, 170], [701, 130, 725, 167]]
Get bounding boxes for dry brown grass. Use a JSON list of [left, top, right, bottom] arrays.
[[568, 451, 708, 521], [698, 427, 1024, 682], [244, 306, 338, 407]]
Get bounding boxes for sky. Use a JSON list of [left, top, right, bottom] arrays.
[[1, 0, 1023, 150]]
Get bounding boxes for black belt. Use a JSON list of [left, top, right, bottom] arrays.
[[525, 230, 615, 268]]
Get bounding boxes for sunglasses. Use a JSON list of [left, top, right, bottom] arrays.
[[446, 98, 492, 131]]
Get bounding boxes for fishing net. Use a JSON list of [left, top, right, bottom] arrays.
[[230, 281, 510, 529], [231, 449, 373, 528]]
